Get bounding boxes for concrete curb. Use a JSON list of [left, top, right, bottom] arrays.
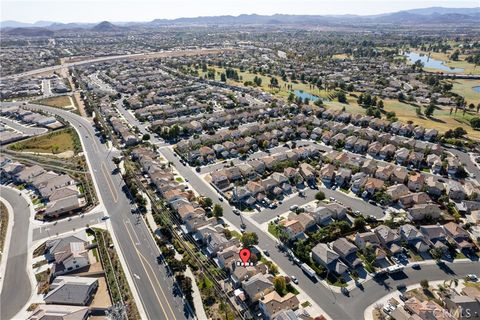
[[0, 195, 14, 295]]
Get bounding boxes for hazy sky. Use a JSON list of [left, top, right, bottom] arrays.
[[1, 0, 478, 23]]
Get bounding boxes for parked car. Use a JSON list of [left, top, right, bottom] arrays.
[[233, 209, 240, 215], [263, 250, 270, 257], [290, 205, 298, 211], [411, 263, 421, 270], [466, 274, 478, 282], [291, 276, 298, 284], [101, 216, 110, 220]]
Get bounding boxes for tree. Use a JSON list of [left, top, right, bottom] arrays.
[[470, 117, 480, 129], [142, 133, 150, 141], [453, 127, 467, 138], [353, 216, 366, 230], [337, 92, 347, 103], [204, 197, 213, 208], [273, 276, 287, 296], [213, 204, 223, 219], [416, 107, 422, 116], [220, 73, 227, 82], [420, 279, 429, 290], [377, 100, 384, 109], [424, 103, 435, 117], [430, 247, 443, 261], [288, 92, 295, 103], [315, 191, 325, 201], [112, 156, 122, 166], [450, 49, 460, 61], [240, 232, 259, 247]]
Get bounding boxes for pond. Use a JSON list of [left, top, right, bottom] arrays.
[[293, 90, 322, 102], [404, 51, 464, 73], [473, 86, 480, 93]]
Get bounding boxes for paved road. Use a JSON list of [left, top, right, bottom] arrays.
[[32, 211, 105, 241], [0, 117, 47, 135], [159, 146, 480, 320], [251, 187, 384, 224], [0, 186, 32, 320], [1, 102, 191, 320]]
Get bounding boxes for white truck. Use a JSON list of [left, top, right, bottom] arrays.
[[300, 263, 317, 280]]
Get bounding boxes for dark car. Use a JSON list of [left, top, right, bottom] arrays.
[[411, 263, 421, 270]]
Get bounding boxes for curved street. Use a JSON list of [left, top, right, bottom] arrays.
[[0, 186, 33, 320], [0, 101, 191, 320]]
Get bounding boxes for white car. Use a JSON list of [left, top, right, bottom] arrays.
[[291, 276, 298, 284], [467, 274, 478, 281]]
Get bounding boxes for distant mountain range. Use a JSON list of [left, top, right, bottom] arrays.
[[1, 7, 479, 34]]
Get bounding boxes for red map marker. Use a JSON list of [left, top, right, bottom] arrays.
[[239, 248, 251, 266]]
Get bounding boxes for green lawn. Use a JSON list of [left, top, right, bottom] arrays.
[[268, 222, 280, 238], [451, 79, 480, 105], [34, 95, 73, 109], [9, 128, 80, 154]]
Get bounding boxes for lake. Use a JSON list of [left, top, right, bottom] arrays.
[[293, 90, 322, 102], [404, 52, 464, 73], [473, 86, 480, 93]]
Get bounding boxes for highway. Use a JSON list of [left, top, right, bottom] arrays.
[[1, 48, 232, 81], [1, 102, 191, 320], [0, 186, 33, 320]]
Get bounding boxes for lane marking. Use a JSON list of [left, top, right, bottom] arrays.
[[101, 162, 118, 203], [123, 221, 177, 320]]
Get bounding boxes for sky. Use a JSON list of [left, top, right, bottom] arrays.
[[1, 0, 478, 23]]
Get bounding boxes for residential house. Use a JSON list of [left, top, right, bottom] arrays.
[[395, 148, 410, 165], [375, 165, 395, 181], [391, 166, 408, 184], [447, 181, 466, 202], [444, 294, 480, 320], [311, 243, 348, 275], [335, 168, 352, 187], [408, 204, 441, 221], [44, 276, 98, 306], [332, 238, 362, 268], [399, 224, 430, 253], [443, 222, 472, 250], [379, 144, 396, 160], [447, 157, 461, 176], [319, 164, 335, 185], [420, 225, 449, 252], [361, 159, 377, 176], [242, 273, 274, 303], [28, 305, 89, 320], [399, 192, 431, 208], [374, 225, 402, 254], [386, 184, 410, 202], [364, 177, 384, 195], [48, 239, 90, 276], [299, 163, 316, 184], [405, 297, 455, 320], [425, 176, 445, 198], [259, 291, 300, 320], [407, 173, 425, 192]]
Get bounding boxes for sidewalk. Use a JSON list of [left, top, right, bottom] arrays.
[[185, 267, 207, 320], [0, 195, 14, 294]]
